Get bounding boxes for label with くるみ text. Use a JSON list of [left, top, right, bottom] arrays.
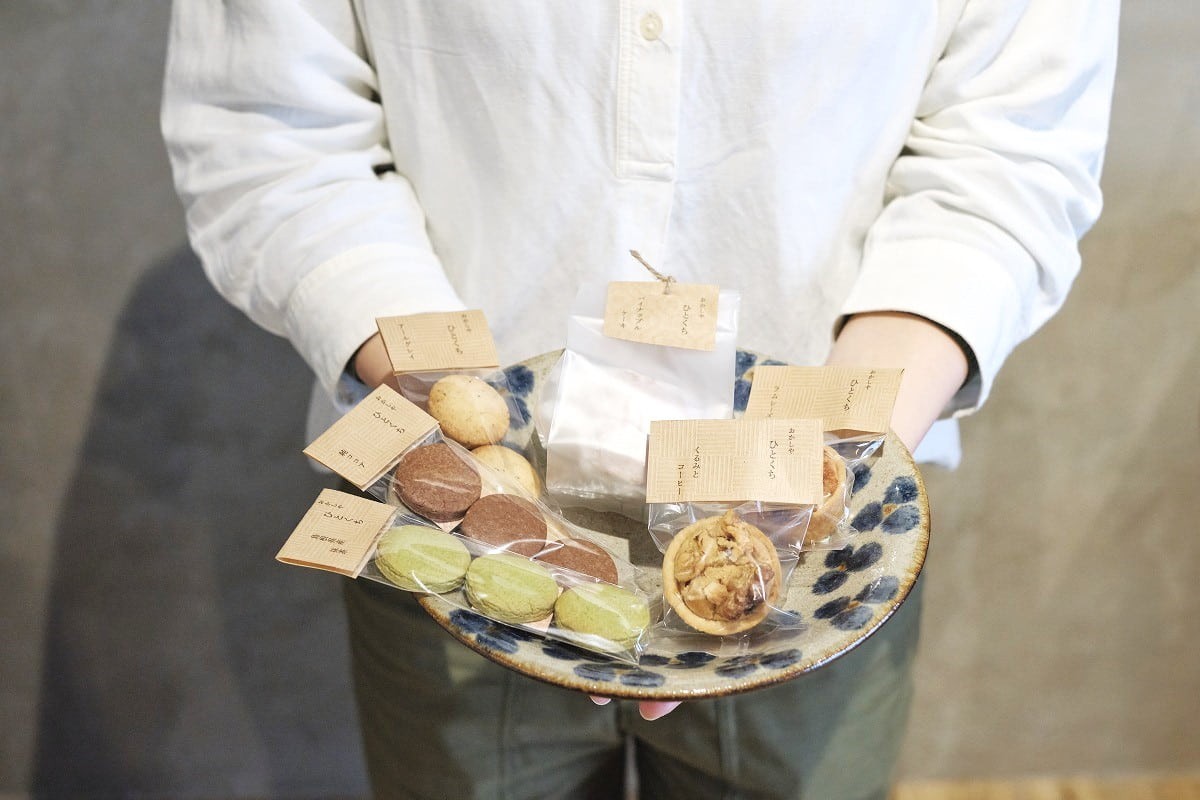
[[602, 281, 720, 351], [645, 418, 824, 504], [276, 489, 398, 577], [302, 385, 439, 490]]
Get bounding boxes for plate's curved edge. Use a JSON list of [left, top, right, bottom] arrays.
[[418, 432, 932, 701], [790, 438, 932, 680]]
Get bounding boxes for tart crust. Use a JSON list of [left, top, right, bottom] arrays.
[[662, 511, 783, 635], [799, 445, 850, 547]]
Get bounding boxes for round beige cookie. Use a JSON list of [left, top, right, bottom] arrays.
[[471, 444, 541, 496], [427, 374, 510, 448], [662, 510, 783, 635]]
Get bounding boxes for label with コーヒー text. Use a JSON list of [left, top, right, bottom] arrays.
[[645, 418, 823, 504]]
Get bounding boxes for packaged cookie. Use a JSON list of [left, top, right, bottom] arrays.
[[304, 381, 544, 528], [376, 312, 541, 489], [374, 434, 546, 538], [298, 380, 668, 660], [355, 508, 656, 663], [389, 441, 485, 524]]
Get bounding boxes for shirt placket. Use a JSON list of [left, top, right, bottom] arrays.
[[616, 0, 682, 181]]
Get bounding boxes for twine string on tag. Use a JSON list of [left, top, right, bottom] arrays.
[[629, 250, 675, 294]]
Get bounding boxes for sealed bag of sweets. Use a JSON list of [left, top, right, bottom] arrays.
[[297, 386, 657, 661], [364, 511, 655, 662], [279, 489, 656, 663], [536, 265, 740, 518], [642, 418, 823, 644], [742, 365, 905, 549], [376, 311, 541, 497]]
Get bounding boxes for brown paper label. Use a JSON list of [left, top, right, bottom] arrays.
[[602, 282, 720, 351], [276, 489, 397, 576], [303, 385, 439, 489], [377, 310, 500, 373], [744, 366, 904, 434], [645, 419, 823, 504]]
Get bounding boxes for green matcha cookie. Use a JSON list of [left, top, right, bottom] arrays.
[[375, 525, 471, 593], [554, 582, 651, 652], [465, 553, 558, 624]]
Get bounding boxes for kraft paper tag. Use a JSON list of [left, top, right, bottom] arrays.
[[603, 281, 720, 351], [276, 489, 397, 577], [377, 310, 500, 373], [744, 366, 904, 434], [303, 385, 438, 490], [645, 418, 823, 504]]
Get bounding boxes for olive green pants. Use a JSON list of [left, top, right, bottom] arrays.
[[342, 575, 922, 800]]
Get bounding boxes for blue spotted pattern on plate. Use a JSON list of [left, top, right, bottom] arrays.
[[420, 349, 929, 700]]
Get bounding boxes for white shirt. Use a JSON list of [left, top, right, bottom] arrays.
[[161, 1, 1117, 465]]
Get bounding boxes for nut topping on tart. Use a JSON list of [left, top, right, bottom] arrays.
[[663, 511, 783, 635]]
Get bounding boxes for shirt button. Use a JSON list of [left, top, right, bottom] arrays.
[[639, 12, 663, 41]]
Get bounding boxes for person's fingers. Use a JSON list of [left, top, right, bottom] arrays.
[[639, 700, 681, 720], [590, 696, 681, 718]]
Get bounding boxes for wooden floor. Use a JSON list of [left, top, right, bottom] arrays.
[[893, 776, 1200, 800]]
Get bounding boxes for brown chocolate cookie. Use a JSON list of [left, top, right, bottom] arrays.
[[391, 443, 482, 523], [458, 493, 547, 557], [537, 537, 619, 585]]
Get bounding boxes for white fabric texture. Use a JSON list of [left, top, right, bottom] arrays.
[[162, 1, 1118, 464]]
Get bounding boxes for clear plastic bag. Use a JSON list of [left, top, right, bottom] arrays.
[[643, 432, 885, 559], [394, 368, 525, 448], [801, 432, 887, 550], [642, 508, 802, 649], [348, 420, 656, 660], [379, 368, 543, 501], [536, 281, 740, 517], [361, 512, 655, 663]]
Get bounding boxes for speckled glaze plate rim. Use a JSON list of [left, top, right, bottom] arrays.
[[418, 350, 930, 701]]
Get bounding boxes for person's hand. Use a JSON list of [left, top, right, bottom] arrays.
[[356, 330, 680, 720], [351, 333, 398, 390], [825, 311, 970, 451], [589, 695, 681, 721], [584, 313, 965, 722]]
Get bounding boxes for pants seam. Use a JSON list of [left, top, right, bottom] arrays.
[[499, 669, 516, 800], [718, 698, 740, 800]]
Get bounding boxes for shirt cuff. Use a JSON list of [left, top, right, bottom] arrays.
[[282, 243, 467, 400], [839, 237, 1030, 416]]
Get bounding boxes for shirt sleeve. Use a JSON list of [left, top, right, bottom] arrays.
[[160, 1, 466, 398], [838, 0, 1119, 415]]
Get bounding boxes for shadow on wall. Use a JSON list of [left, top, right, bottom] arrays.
[[31, 247, 369, 798]]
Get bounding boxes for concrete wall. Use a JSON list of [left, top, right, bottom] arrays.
[[897, 4, 1200, 776], [2, 1, 1196, 795]]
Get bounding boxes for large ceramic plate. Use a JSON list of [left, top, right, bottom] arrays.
[[419, 350, 929, 700]]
